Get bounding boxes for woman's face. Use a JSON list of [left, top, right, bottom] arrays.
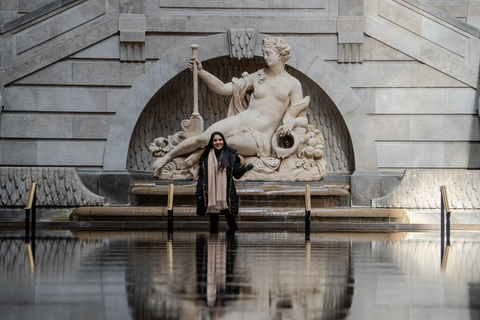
[[263, 48, 281, 67], [212, 134, 224, 150]]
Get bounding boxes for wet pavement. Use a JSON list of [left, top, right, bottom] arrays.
[[0, 231, 479, 320]]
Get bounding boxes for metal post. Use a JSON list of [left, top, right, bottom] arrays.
[[167, 235, 173, 281], [24, 182, 36, 244], [446, 211, 451, 246], [25, 209, 30, 243], [31, 188, 36, 262], [440, 191, 444, 263], [440, 185, 452, 265], [167, 183, 174, 234], [305, 185, 311, 241]]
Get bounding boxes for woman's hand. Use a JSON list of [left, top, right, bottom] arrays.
[[244, 163, 254, 171], [187, 57, 203, 72]]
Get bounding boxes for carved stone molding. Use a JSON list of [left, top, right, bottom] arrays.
[[119, 14, 146, 62], [120, 40, 145, 62], [337, 16, 364, 63], [338, 43, 364, 63], [0, 167, 105, 207], [372, 169, 480, 209], [228, 29, 256, 60]]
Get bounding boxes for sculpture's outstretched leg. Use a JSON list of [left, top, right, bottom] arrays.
[[153, 134, 208, 173], [184, 149, 203, 168]]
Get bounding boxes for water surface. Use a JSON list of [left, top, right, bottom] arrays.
[[0, 231, 479, 320]]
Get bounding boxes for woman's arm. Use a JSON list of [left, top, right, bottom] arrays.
[[232, 156, 254, 179]]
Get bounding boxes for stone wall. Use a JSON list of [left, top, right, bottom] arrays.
[[1, 0, 478, 172], [419, 0, 480, 28], [0, 0, 479, 206], [362, 0, 480, 171]]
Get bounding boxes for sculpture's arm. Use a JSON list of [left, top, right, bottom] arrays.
[[289, 80, 304, 106], [277, 102, 309, 136], [282, 114, 308, 130], [188, 57, 233, 96], [277, 81, 309, 136]]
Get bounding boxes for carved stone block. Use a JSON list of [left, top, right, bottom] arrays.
[[0, 167, 105, 207], [337, 17, 364, 63], [120, 41, 145, 62], [228, 29, 256, 60], [119, 14, 146, 61], [338, 43, 364, 63], [372, 169, 480, 209]]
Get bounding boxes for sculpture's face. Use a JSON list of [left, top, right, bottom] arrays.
[[212, 134, 224, 150], [263, 48, 281, 67]]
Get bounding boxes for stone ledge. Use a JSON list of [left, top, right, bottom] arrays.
[[130, 185, 350, 197], [130, 181, 350, 196], [71, 206, 407, 221]]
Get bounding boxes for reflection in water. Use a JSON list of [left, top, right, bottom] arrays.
[[0, 232, 479, 319], [373, 236, 480, 282], [196, 233, 240, 318]]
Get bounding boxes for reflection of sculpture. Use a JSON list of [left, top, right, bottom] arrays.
[[151, 38, 326, 181]]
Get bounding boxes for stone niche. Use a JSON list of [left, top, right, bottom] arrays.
[[127, 57, 354, 178]]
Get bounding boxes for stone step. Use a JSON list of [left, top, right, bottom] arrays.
[[71, 206, 408, 223], [129, 181, 351, 207]]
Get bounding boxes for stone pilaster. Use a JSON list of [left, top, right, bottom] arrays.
[[119, 14, 146, 62], [338, 0, 364, 63]]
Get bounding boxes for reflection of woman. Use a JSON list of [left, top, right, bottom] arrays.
[[196, 131, 252, 232], [196, 233, 240, 318], [153, 37, 307, 173]]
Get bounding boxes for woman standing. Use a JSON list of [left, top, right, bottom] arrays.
[[196, 131, 253, 232]]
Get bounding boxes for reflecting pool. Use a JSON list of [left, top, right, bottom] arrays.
[[1, 231, 479, 320]]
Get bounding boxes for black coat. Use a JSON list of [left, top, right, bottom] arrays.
[[196, 147, 248, 216]]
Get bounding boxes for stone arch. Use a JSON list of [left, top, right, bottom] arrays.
[[103, 33, 377, 172]]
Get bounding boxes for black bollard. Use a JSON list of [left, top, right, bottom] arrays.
[[167, 183, 174, 234], [31, 188, 36, 262], [440, 191, 444, 263], [24, 183, 37, 269], [305, 210, 311, 241], [24, 182, 37, 245], [25, 209, 30, 244], [305, 185, 311, 241], [446, 211, 451, 246], [167, 209, 173, 234], [440, 185, 451, 265]]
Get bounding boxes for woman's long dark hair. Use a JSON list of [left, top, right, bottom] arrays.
[[201, 131, 233, 170]]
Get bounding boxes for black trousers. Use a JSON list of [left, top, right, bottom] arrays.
[[210, 209, 238, 233]]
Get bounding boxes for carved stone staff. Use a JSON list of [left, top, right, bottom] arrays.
[[181, 44, 204, 137], [192, 44, 200, 116]]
